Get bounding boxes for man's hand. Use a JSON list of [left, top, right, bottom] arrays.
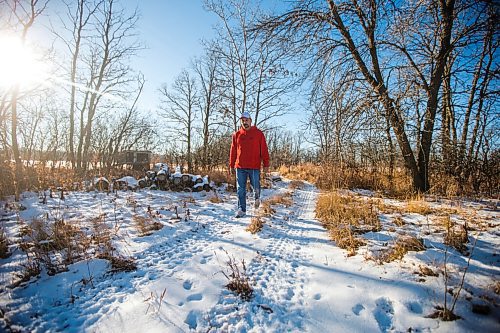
[[263, 167, 269, 175], [230, 168, 236, 176]]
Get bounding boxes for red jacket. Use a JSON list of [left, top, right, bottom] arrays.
[[230, 126, 270, 170]]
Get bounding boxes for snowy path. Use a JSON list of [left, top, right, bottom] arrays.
[[197, 186, 318, 332], [2, 182, 498, 332]]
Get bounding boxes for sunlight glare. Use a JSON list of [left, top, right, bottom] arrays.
[[0, 35, 48, 90]]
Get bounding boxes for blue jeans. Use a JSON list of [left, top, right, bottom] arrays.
[[236, 168, 260, 212]]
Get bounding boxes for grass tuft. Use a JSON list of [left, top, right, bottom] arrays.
[[0, 227, 10, 259], [221, 253, 253, 301], [316, 191, 379, 256], [134, 215, 164, 236], [372, 235, 426, 263], [407, 199, 434, 215], [246, 216, 264, 234]]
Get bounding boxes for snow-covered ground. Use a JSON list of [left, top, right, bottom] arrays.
[[0, 178, 498, 332]]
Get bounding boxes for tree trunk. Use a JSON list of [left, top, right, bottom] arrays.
[[10, 86, 22, 200]]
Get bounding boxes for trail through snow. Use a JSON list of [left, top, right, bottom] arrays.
[[0, 180, 498, 333]]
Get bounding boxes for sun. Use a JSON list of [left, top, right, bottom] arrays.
[[0, 35, 48, 90]]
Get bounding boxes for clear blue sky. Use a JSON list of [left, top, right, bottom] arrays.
[[129, 0, 218, 112]]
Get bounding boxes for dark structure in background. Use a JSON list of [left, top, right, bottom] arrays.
[[119, 150, 152, 170]]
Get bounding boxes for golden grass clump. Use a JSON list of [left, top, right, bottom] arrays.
[[260, 200, 276, 217], [99, 254, 137, 273], [134, 215, 164, 236], [209, 196, 222, 203], [278, 163, 320, 183], [407, 198, 434, 215], [369, 235, 425, 263], [419, 265, 439, 277], [316, 191, 380, 255], [393, 215, 405, 227], [246, 216, 264, 234], [267, 193, 293, 207]]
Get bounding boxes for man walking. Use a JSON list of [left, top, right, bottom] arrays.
[[229, 112, 270, 218]]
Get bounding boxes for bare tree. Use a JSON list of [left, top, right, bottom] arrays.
[[53, 0, 102, 168], [2, 0, 49, 199], [73, 0, 142, 171], [256, 0, 460, 192], [159, 70, 200, 173], [193, 46, 224, 171], [98, 75, 156, 169], [205, 0, 297, 132]]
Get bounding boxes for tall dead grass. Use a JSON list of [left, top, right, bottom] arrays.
[[316, 191, 380, 256], [369, 235, 426, 263], [279, 163, 414, 197]]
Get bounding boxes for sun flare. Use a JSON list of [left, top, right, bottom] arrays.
[[0, 35, 48, 90]]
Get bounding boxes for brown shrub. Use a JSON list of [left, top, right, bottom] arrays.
[[419, 265, 439, 277], [246, 216, 264, 234], [393, 215, 405, 227], [0, 227, 10, 259], [100, 254, 137, 273], [278, 163, 319, 184], [221, 253, 253, 301], [207, 170, 231, 186], [134, 215, 163, 236], [372, 235, 425, 263], [260, 200, 276, 217], [443, 218, 469, 254]]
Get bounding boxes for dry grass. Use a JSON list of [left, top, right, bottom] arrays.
[[419, 265, 439, 277], [288, 180, 305, 190], [443, 217, 469, 254], [207, 170, 231, 186], [246, 216, 264, 234], [91, 214, 114, 255], [407, 198, 434, 215], [372, 235, 426, 263], [13, 260, 42, 288], [0, 227, 10, 259], [267, 193, 293, 207], [17, 216, 90, 276], [134, 215, 164, 236], [99, 254, 137, 273], [427, 306, 462, 321], [393, 215, 405, 227], [493, 281, 500, 295], [208, 190, 223, 203], [209, 196, 222, 203], [316, 191, 380, 256], [260, 200, 276, 217], [278, 163, 319, 184], [221, 253, 253, 301]]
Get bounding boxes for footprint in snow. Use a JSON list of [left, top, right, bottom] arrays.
[[284, 288, 295, 300], [406, 301, 423, 314], [186, 293, 203, 302], [183, 280, 192, 290], [352, 303, 365, 315], [184, 310, 198, 329], [373, 297, 394, 333]]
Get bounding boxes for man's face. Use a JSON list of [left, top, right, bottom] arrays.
[[240, 117, 252, 129]]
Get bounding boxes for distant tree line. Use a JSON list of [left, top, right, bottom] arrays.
[[0, 0, 498, 198]]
